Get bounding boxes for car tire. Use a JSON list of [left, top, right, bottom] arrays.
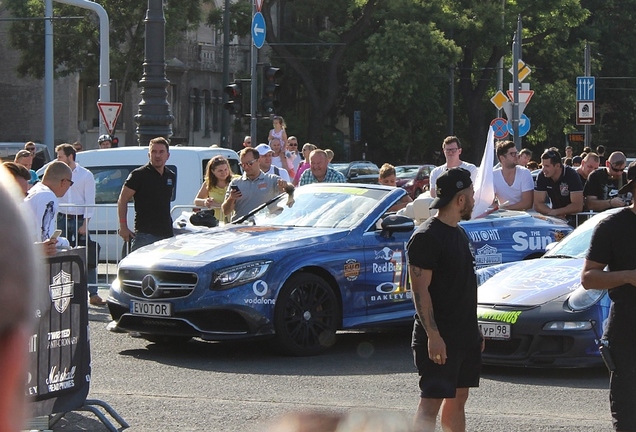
[[414, 188, 422, 198], [140, 334, 192, 345], [274, 273, 340, 356]]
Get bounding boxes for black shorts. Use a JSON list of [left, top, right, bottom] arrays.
[[609, 339, 636, 431], [412, 328, 481, 399]]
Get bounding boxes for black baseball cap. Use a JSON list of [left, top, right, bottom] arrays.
[[430, 167, 473, 209], [618, 161, 636, 194]]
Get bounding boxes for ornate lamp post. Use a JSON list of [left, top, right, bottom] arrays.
[[135, 0, 174, 145]]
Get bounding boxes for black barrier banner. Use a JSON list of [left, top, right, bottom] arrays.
[[29, 249, 91, 417]]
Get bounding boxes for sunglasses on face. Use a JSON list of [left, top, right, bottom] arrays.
[[609, 163, 624, 173], [63, 178, 74, 186], [241, 159, 258, 168], [26, 147, 36, 151]]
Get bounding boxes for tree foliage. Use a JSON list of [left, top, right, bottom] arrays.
[[5, 0, 206, 99]]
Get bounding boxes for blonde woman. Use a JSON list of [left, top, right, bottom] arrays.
[[194, 156, 236, 222]]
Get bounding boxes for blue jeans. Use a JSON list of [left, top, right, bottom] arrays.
[[131, 232, 167, 252], [57, 214, 98, 295]]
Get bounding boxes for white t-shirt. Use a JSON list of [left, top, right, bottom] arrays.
[[429, 161, 478, 195], [493, 165, 534, 206], [24, 182, 59, 242], [265, 165, 291, 182]]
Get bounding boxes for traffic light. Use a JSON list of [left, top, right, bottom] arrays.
[[223, 79, 243, 116], [261, 64, 282, 115], [111, 136, 119, 147]]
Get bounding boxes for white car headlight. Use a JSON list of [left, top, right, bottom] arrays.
[[567, 286, 604, 311], [211, 260, 272, 290]]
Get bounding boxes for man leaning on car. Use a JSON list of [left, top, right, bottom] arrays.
[[584, 151, 631, 212], [534, 148, 584, 227], [582, 160, 636, 432]]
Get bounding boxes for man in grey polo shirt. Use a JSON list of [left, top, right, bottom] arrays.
[[222, 147, 292, 221]]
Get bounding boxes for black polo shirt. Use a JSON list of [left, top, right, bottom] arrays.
[[584, 168, 628, 200], [535, 165, 583, 209], [124, 163, 176, 238]]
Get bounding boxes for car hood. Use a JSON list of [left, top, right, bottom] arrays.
[[120, 225, 350, 267], [478, 258, 584, 306]]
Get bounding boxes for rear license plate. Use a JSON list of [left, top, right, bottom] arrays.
[[130, 300, 172, 317], [479, 321, 511, 340]]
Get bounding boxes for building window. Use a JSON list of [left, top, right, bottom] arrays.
[[203, 90, 211, 138]]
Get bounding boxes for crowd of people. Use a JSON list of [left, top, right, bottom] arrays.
[[3, 122, 636, 432]]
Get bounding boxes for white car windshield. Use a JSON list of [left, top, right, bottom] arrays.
[[249, 185, 390, 228], [544, 210, 615, 259]]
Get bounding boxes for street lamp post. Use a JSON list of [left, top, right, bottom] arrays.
[[134, 0, 173, 146]]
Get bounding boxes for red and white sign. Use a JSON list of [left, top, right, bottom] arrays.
[[506, 90, 534, 105], [255, 0, 264, 12], [97, 102, 123, 135]]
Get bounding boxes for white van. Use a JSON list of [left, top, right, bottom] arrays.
[[74, 146, 241, 262]]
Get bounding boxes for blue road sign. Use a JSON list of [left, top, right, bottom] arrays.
[[353, 111, 361, 141], [577, 76, 595, 101], [252, 12, 266, 49], [490, 117, 509, 140], [507, 113, 531, 137]]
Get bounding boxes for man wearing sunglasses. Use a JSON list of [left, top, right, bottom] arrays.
[[222, 147, 291, 222], [24, 161, 73, 252], [584, 151, 630, 212], [534, 148, 584, 227]]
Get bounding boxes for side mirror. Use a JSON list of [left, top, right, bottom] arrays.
[[380, 214, 414, 238]]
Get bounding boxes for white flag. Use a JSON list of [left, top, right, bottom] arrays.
[[471, 127, 496, 218]]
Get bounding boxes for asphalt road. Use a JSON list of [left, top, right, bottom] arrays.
[[44, 287, 613, 432]]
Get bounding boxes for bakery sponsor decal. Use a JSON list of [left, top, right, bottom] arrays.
[[49, 270, 74, 313], [47, 328, 78, 349], [468, 229, 500, 243], [244, 280, 275, 305], [26, 372, 37, 396], [373, 247, 403, 273], [475, 244, 502, 268], [370, 282, 412, 303], [46, 365, 76, 392], [344, 259, 360, 281], [512, 230, 552, 252], [29, 334, 37, 353]]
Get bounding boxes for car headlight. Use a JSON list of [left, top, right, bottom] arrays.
[[567, 286, 604, 311], [542, 321, 592, 331], [111, 278, 121, 294], [211, 260, 272, 290]]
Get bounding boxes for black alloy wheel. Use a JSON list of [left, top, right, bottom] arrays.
[[274, 273, 340, 356]]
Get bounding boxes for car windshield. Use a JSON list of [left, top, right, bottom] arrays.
[[544, 210, 615, 259], [395, 166, 420, 179], [248, 185, 390, 228], [331, 163, 348, 174]]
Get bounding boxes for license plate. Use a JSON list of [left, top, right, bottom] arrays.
[[130, 300, 172, 317], [479, 321, 511, 340]]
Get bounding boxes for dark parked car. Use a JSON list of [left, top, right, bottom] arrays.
[[331, 161, 379, 184], [394, 165, 422, 188], [402, 164, 436, 198]]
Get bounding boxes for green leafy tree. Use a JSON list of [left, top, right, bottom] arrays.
[[347, 19, 461, 163], [5, 0, 206, 101], [206, 0, 251, 39], [261, 0, 383, 145]]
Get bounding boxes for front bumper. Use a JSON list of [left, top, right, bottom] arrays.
[[479, 302, 606, 368], [108, 299, 275, 341]]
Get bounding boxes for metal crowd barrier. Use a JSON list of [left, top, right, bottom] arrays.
[[28, 249, 128, 431]]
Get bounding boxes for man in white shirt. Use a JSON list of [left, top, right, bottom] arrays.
[[287, 136, 302, 172], [55, 143, 103, 305], [429, 136, 477, 198], [24, 161, 73, 245], [492, 141, 534, 210], [255, 143, 291, 182]]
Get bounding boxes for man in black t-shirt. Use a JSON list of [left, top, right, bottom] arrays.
[[582, 161, 636, 432], [584, 151, 631, 212], [117, 137, 176, 251], [534, 149, 584, 226], [406, 168, 482, 432]]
